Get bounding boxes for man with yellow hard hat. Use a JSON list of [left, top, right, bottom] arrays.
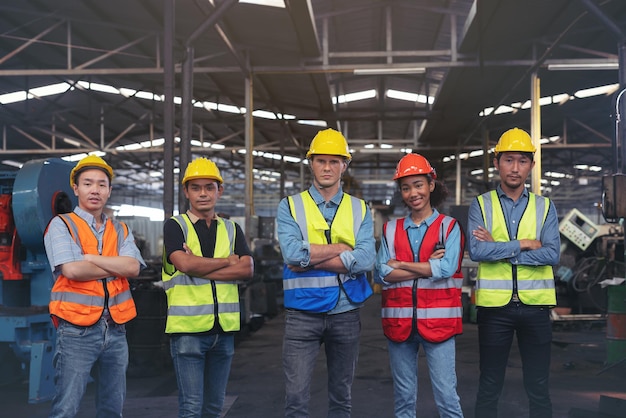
[[276, 128, 375, 417], [44, 154, 146, 417], [468, 128, 560, 418], [162, 157, 254, 418]]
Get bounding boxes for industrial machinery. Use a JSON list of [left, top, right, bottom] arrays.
[[555, 208, 624, 316], [0, 158, 76, 403]]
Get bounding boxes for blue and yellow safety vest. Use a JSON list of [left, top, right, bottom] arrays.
[[283, 191, 373, 313]]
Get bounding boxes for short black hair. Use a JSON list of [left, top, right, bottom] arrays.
[[495, 151, 534, 162], [73, 167, 112, 186]]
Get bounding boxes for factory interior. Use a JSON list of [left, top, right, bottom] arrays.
[[0, 0, 626, 417]]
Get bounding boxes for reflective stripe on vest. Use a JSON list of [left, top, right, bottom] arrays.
[[283, 191, 372, 312], [475, 190, 556, 307], [49, 213, 137, 326], [381, 215, 463, 343], [161, 214, 241, 333]]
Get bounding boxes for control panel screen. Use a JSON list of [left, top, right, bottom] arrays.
[[571, 215, 596, 238]]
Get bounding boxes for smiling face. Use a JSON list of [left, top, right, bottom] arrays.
[[399, 174, 434, 216], [184, 178, 223, 218], [73, 168, 112, 217], [494, 152, 534, 194], [310, 154, 347, 192]]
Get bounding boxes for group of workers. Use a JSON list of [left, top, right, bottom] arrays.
[[42, 125, 559, 418]]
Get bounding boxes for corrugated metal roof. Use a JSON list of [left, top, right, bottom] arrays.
[[0, 0, 623, 214]]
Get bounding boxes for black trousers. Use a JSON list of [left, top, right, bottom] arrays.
[[474, 303, 552, 418]]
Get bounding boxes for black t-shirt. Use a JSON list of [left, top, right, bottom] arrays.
[[163, 216, 252, 261]]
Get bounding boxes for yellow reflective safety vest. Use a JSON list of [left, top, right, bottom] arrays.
[[283, 191, 373, 313], [161, 214, 240, 333], [475, 190, 556, 307]]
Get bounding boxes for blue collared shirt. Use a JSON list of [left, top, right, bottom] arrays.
[[277, 185, 375, 313], [467, 186, 560, 266], [44, 206, 146, 278], [374, 209, 463, 285]]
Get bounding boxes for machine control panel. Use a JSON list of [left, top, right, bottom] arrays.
[[559, 208, 599, 251]]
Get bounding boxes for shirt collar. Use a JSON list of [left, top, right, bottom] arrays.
[[308, 184, 343, 206], [403, 208, 440, 230], [186, 210, 218, 225], [496, 184, 529, 201], [74, 206, 106, 228]]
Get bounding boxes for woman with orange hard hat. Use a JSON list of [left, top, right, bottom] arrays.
[[375, 153, 465, 418]]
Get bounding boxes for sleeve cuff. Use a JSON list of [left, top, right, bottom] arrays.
[[299, 240, 312, 268]]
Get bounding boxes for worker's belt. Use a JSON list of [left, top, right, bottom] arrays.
[[511, 293, 520, 302]]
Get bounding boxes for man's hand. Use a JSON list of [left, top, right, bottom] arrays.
[[182, 243, 194, 255], [430, 249, 445, 259], [519, 239, 542, 251], [472, 226, 494, 242], [287, 264, 310, 273], [387, 259, 402, 269]]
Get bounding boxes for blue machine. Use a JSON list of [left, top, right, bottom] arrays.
[[0, 158, 76, 403]]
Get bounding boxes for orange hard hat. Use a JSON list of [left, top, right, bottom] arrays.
[[393, 153, 436, 180]]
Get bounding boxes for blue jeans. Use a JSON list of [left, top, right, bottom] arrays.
[[282, 309, 361, 418], [475, 304, 552, 418], [170, 333, 235, 418], [49, 317, 129, 418], [388, 334, 463, 418]]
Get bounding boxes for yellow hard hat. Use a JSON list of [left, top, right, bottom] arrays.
[[70, 155, 114, 187], [306, 128, 352, 160], [182, 157, 223, 185], [494, 128, 536, 155]]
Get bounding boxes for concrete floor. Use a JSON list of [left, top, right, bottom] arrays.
[[2, 292, 625, 417]]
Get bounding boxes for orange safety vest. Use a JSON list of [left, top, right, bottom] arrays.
[[48, 213, 137, 326], [381, 215, 464, 343]]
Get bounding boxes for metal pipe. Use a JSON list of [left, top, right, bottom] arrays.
[[577, 0, 626, 42], [186, 0, 239, 47], [530, 72, 542, 195], [163, 0, 175, 218], [179, 45, 194, 212]]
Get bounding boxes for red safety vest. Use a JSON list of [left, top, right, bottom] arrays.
[[381, 214, 464, 343], [48, 213, 137, 326]]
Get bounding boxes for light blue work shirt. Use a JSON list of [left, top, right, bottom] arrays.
[[277, 185, 375, 314], [375, 209, 463, 285], [467, 185, 560, 266], [44, 206, 146, 279]]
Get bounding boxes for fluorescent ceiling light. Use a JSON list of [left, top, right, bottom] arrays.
[[63, 137, 82, 147], [547, 62, 618, 71], [386, 89, 434, 104], [298, 120, 327, 127], [333, 89, 376, 104], [2, 160, 23, 168], [480, 83, 619, 116], [0, 91, 27, 104], [575, 84, 619, 98], [353, 67, 425, 75], [239, 0, 285, 8]]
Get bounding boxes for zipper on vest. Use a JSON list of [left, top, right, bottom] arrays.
[[211, 281, 219, 323], [512, 265, 518, 297], [102, 279, 109, 309], [412, 280, 418, 324]]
